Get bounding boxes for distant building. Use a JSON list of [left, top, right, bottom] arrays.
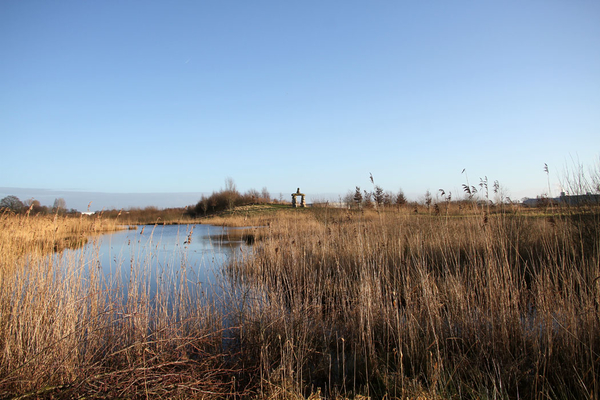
[[521, 198, 536, 207], [522, 192, 600, 207], [557, 192, 600, 206]]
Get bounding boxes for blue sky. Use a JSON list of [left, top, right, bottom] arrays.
[[1, 1, 599, 210]]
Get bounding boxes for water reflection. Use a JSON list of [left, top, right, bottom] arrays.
[[60, 224, 247, 301]]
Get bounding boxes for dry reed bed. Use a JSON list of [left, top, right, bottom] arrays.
[[226, 209, 600, 399], [0, 214, 234, 399], [0, 212, 123, 270], [2, 209, 599, 399]]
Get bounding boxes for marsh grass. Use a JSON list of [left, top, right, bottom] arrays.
[[0, 211, 123, 270], [0, 213, 233, 398], [226, 207, 600, 399], [2, 205, 599, 399]]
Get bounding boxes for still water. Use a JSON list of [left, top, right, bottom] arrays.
[[60, 224, 247, 300]]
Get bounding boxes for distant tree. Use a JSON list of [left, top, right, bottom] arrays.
[[24, 198, 41, 213], [225, 177, 236, 192], [0, 195, 24, 213], [193, 195, 210, 216], [363, 190, 373, 209], [209, 194, 218, 212], [373, 185, 385, 207], [246, 188, 260, 204], [424, 190, 432, 212], [593, 160, 600, 193], [24, 198, 36, 207], [395, 190, 407, 209], [200, 197, 209, 215], [353, 186, 363, 208], [24, 198, 46, 214], [261, 187, 270, 203], [25, 198, 38, 208], [224, 177, 239, 210], [343, 190, 355, 209], [53, 197, 66, 212], [383, 191, 394, 207]]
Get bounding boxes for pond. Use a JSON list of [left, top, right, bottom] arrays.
[[58, 224, 249, 302]]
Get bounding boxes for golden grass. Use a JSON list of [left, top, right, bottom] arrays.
[[0, 211, 124, 272], [0, 213, 232, 398], [226, 207, 600, 399], [1, 206, 599, 398]]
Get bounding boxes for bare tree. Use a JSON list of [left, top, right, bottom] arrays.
[[343, 190, 354, 209], [592, 158, 600, 193], [246, 188, 260, 204], [424, 190, 432, 212], [560, 158, 600, 196], [261, 187, 270, 203], [224, 177, 239, 210], [53, 197, 66, 212], [225, 177, 236, 192], [199, 195, 209, 216]]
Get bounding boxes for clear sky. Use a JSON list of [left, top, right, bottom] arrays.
[[1, 1, 599, 210]]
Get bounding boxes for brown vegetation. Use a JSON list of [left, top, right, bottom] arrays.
[[0, 213, 233, 399], [1, 202, 599, 399], [226, 207, 600, 399], [0, 210, 123, 268]]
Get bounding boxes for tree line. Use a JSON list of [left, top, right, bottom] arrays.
[[0, 195, 74, 215], [342, 185, 408, 210], [186, 178, 280, 217]]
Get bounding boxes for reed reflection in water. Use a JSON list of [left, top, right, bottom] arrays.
[[59, 224, 248, 302]]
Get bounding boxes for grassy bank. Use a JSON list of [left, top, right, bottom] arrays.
[[0, 206, 599, 398]]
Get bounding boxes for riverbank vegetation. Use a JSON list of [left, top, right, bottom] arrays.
[[1, 196, 598, 398], [0, 211, 124, 269], [0, 211, 232, 398], [227, 205, 599, 399]]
